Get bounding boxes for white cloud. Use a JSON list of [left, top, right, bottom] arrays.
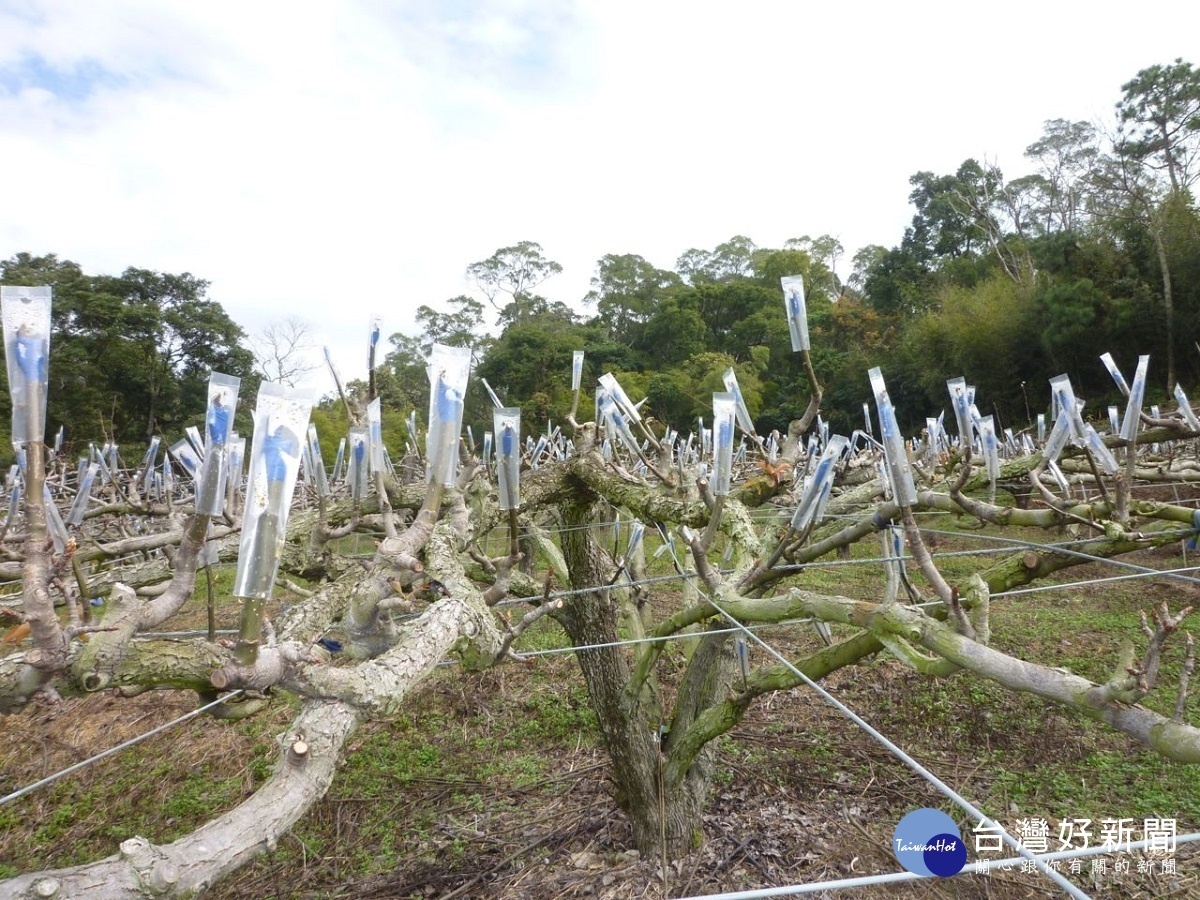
[[1, 0, 1198, 400]]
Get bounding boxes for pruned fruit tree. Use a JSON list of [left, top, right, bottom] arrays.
[[2, 279, 1200, 899]]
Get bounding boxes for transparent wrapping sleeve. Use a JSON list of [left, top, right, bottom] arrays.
[[979, 416, 1000, 488], [869, 368, 917, 506], [1049, 374, 1087, 444], [232, 382, 314, 600], [494, 407, 521, 510], [1, 285, 52, 446], [780, 275, 809, 352], [1175, 385, 1200, 432], [168, 439, 201, 481], [196, 372, 240, 516], [66, 462, 100, 527], [711, 393, 736, 496], [307, 424, 331, 496], [367, 397, 385, 473], [571, 350, 585, 392], [946, 377, 973, 446], [791, 434, 848, 533], [426, 344, 471, 487], [1121, 356, 1150, 442], [722, 367, 755, 437], [599, 372, 641, 424], [1100, 352, 1131, 397], [348, 426, 368, 500]]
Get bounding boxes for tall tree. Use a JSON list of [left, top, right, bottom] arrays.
[[465, 241, 563, 312], [251, 316, 318, 387], [583, 253, 680, 345], [1116, 58, 1200, 193], [0, 254, 253, 449]]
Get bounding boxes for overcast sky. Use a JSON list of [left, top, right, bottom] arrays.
[[2, 1, 1198, 397]]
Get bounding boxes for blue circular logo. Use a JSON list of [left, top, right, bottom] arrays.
[[893, 808, 967, 877]]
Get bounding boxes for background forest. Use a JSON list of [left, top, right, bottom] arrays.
[[2, 60, 1198, 457]]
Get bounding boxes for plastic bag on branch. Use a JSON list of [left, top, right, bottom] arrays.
[[233, 382, 313, 601], [1176, 384, 1200, 432], [868, 368, 916, 506], [348, 426, 369, 501], [1042, 408, 1072, 464], [306, 424, 331, 497], [66, 462, 100, 528], [791, 434, 848, 534], [599, 392, 639, 456], [196, 372, 241, 516], [946, 377, 974, 448], [572, 350, 585, 392], [1120, 355, 1150, 443], [711, 392, 736, 497], [599, 372, 641, 424], [722, 367, 756, 438], [367, 397, 385, 474], [781, 275, 809, 352], [494, 407, 521, 510], [1, 285, 51, 447], [979, 415, 1000, 489], [1049, 374, 1088, 444], [1083, 423, 1120, 475], [1100, 351, 1131, 397], [168, 438, 202, 483], [426, 344, 470, 487]]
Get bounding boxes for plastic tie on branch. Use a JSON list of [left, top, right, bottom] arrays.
[[1175, 384, 1200, 432], [868, 367, 917, 507], [863, 403, 874, 439], [781, 274, 809, 352], [1, 285, 52, 447], [1100, 351, 1132, 398], [1037, 413, 1046, 446], [1121, 355, 1150, 443]]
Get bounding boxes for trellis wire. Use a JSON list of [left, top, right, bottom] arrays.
[[674, 831, 1200, 899], [700, 596, 1092, 899], [0, 690, 244, 808]]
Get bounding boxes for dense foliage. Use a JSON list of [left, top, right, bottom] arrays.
[[0, 253, 256, 457]]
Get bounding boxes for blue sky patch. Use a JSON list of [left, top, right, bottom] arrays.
[[0, 54, 127, 102]]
